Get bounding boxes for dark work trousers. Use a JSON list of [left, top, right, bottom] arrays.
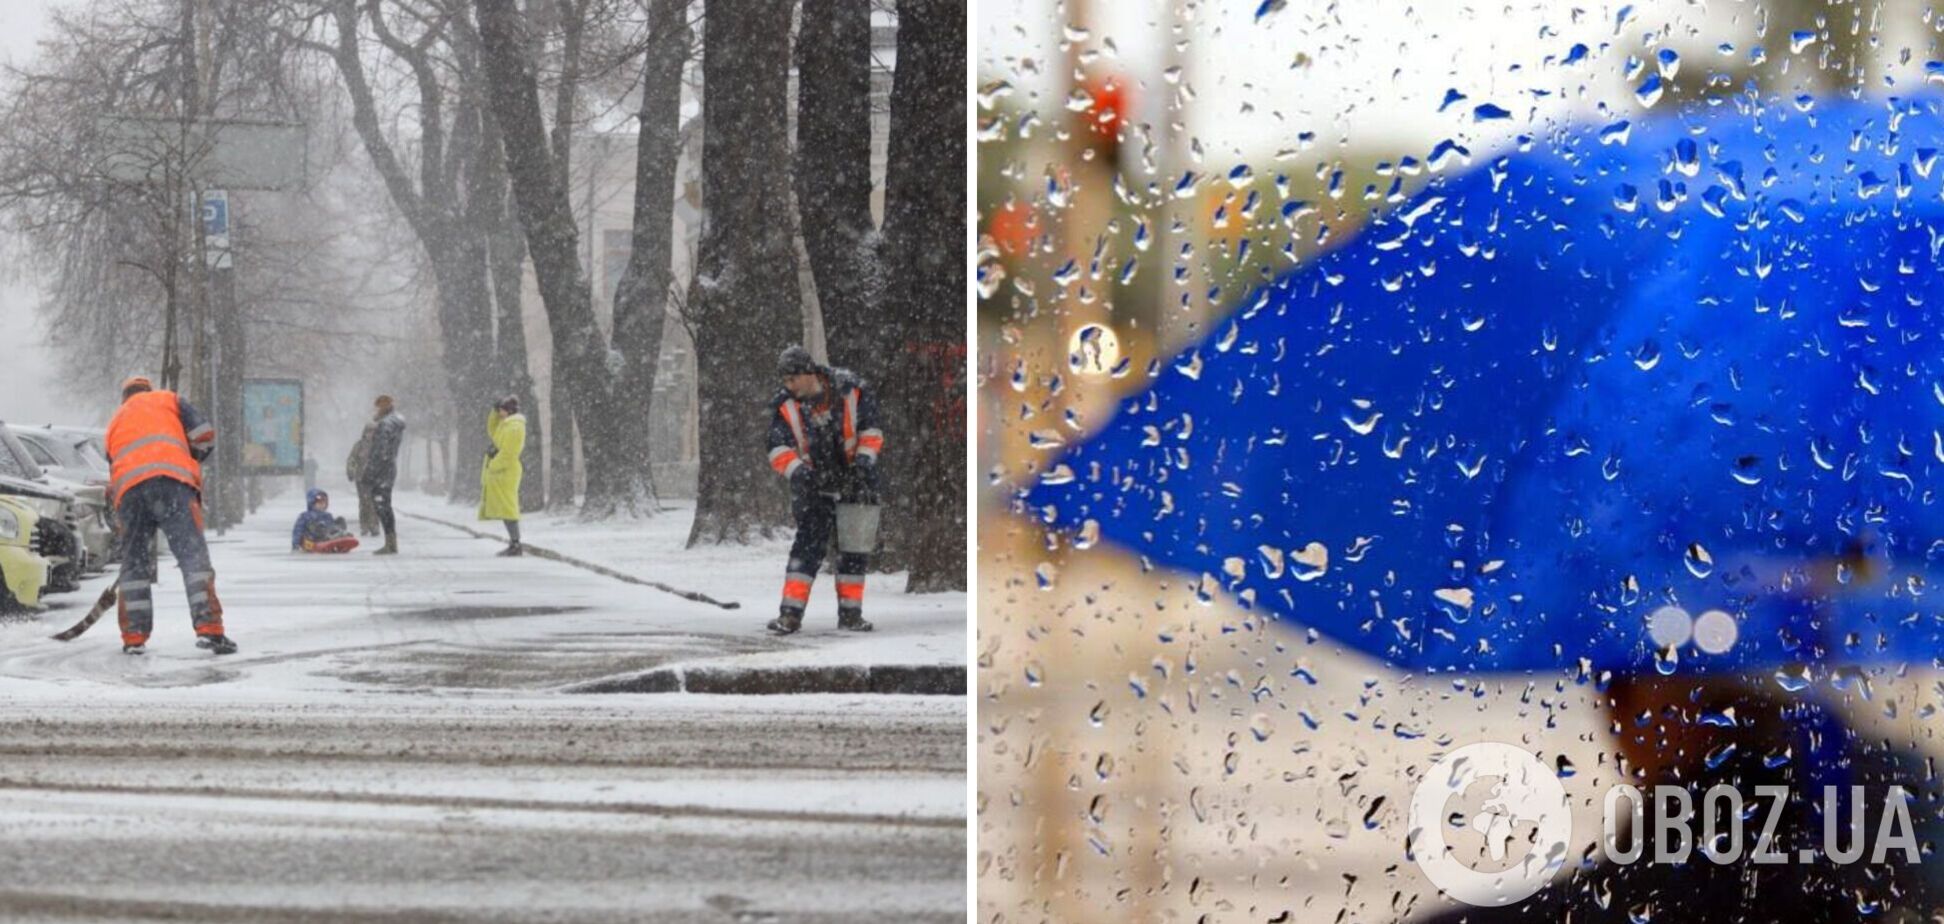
[[356, 483, 379, 535], [781, 489, 869, 620], [367, 480, 396, 538], [115, 477, 224, 646]]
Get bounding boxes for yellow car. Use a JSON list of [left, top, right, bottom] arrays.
[[0, 495, 52, 609]]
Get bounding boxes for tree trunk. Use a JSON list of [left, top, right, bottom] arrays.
[[879, 0, 966, 592], [685, 0, 800, 545], [548, 366, 576, 507], [477, 103, 545, 512], [474, 0, 628, 511], [794, 0, 879, 371], [430, 249, 496, 506], [593, 0, 688, 518], [440, 101, 496, 505]]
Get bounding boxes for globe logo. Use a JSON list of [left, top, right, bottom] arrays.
[[1407, 742, 1572, 907]]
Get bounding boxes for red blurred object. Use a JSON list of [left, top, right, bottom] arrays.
[[1079, 74, 1130, 151], [987, 201, 1038, 256]]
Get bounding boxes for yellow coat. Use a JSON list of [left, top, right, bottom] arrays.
[[479, 410, 525, 521]]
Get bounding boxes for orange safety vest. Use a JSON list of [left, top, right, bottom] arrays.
[[106, 390, 203, 506]]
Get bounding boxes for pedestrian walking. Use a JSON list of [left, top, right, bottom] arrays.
[[346, 420, 379, 536], [765, 345, 884, 635], [479, 395, 526, 556], [104, 375, 238, 655], [358, 394, 406, 554]]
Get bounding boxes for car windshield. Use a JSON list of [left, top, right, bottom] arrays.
[[18, 431, 93, 473]]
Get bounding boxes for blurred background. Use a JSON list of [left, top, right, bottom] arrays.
[[976, 1, 1944, 920]]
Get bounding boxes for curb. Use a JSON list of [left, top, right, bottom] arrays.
[[564, 663, 966, 696]]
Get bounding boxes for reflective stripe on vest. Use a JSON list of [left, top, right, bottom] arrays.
[[779, 401, 812, 470], [108, 461, 200, 500], [106, 390, 202, 506], [842, 390, 860, 461]]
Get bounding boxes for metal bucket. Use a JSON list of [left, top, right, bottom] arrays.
[[835, 503, 881, 554]]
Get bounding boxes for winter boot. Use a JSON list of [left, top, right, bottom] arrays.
[[122, 643, 146, 656], [195, 634, 238, 655], [767, 608, 803, 636], [496, 543, 524, 557], [837, 610, 874, 632], [374, 533, 398, 555]]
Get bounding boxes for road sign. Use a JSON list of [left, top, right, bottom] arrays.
[[96, 117, 307, 191], [202, 190, 231, 268]]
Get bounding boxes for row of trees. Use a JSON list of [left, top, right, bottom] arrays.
[[0, 0, 964, 591]]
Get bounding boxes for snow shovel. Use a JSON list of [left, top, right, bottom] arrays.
[[835, 503, 881, 555]]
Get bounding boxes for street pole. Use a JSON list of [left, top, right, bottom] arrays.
[[213, 232, 244, 529]]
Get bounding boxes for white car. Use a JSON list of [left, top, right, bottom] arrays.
[[12, 426, 108, 486], [0, 425, 105, 581]]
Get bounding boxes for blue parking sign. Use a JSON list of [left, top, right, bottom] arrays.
[[202, 194, 228, 236]]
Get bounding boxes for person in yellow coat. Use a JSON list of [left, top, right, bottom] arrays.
[[479, 395, 527, 556]]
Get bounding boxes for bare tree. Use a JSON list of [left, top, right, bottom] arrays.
[[0, 0, 355, 431], [795, 0, 878, 366], [878, 0, 965, 591], [598, 0, 691, 515], [473, 0, 645, 513], [684, 0, 801, 544], [474, 106, 546, 511], [306, 0, 503, 502]]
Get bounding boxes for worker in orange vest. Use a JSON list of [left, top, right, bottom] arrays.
[[104, 375, 237, 655], [764, 346, 883, 635]]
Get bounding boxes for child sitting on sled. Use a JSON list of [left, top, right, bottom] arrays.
[[291, 489, 360, 553]]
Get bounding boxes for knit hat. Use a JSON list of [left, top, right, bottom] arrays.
[[777, 345, 818, 377]]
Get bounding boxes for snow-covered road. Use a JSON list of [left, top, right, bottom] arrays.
[[0, 696, 964, 921], [0, 492, 967, 920]]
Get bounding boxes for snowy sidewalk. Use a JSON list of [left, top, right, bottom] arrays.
[[0, 495, 966, 920], [0, 489, 966, 696]]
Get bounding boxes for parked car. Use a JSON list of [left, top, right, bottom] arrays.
[[0, 476, 78, 594], [37, 425, 106, 464], [12, 426, 108, 486], [0, 423, 110, 574], [0, 495, 53, 610]]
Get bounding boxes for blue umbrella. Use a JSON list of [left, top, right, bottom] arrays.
[[1024, 95, 1944, 674]]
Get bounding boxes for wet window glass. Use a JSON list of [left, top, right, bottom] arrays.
[[979, 2, 1944, 921]]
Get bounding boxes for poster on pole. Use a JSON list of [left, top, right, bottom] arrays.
[[241, 379, 304, 475]]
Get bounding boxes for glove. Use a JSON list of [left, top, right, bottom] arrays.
[[486, 445, 499, 459], [851, 459, 881, 505]]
